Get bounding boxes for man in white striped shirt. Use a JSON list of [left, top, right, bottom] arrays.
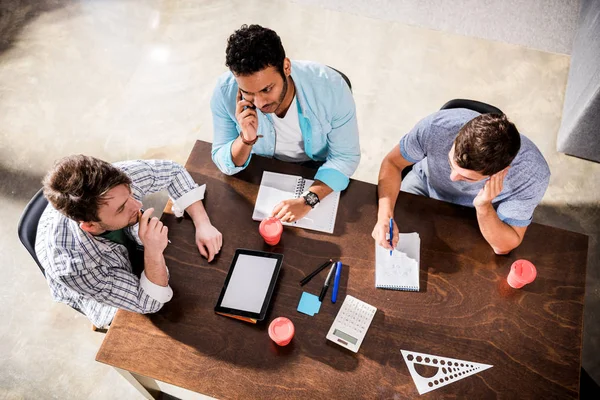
[[35, 156, 223, 328]]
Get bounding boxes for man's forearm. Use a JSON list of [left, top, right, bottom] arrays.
[[475, 204, 522, 254], [231, 136, 252, 167], [185, 200, 211, 227], [308, 180, 333, 200], [144, 249, 168, 286], [377, 160, 403, 220]]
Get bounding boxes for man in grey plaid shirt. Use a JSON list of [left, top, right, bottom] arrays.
[[35, 155, 223, 328]]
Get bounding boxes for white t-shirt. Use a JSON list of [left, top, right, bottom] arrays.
[[272, 96, 311, 162]]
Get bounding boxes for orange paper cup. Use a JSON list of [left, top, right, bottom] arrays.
[[507, 259, 537, 289], [268, 317, 295, 346], [259, 217, 283, 246]]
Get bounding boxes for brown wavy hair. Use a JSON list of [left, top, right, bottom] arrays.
[[42, 155, 131, 222], [453, 113, 521, 176]]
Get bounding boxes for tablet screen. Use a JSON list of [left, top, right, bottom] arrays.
[[220, 254, 278, 313]]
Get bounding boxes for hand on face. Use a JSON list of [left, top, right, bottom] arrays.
[[473, 168, 509, 208], [371, 217, 399, 250], [271, 197, 312, 223], [236, 89, 258, 142], [138, 208, 169, 254], [195, 223, 223, 262]]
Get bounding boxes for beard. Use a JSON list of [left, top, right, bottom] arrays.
[[271, 75, 289, 114], [98, 212, 138, 232]]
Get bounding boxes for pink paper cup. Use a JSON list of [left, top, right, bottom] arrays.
[[268, 317, 295, 346], [507, 259, 537, 289], [259, 217, 283, 246]]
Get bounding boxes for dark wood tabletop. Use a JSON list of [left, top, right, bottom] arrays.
[[96, 140, 588, 399]]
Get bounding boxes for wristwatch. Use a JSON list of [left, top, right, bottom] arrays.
[[301, 190, 320, 209]]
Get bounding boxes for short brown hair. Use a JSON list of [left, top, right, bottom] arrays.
[[453, 113, 521, 176], [42, 155, 131, 222]]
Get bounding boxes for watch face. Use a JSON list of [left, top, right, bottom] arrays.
[[303, 192, 319, 207]]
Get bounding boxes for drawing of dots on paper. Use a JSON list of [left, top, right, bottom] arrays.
[[401, 350, 493, 395]]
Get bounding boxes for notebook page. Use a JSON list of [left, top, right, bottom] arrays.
[[375, 232, 420, 290], [252, 172, 300, 221], [294, 178, 341, 234]]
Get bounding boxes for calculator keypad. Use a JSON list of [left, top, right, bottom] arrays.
[[326, 295, 377, 353]]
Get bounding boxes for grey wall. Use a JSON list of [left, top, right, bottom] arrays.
[[557, 0, 600, 162], [291, 0, 580, 54]]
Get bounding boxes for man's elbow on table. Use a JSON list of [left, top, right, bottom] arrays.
[[139, 302, 166, 314], [490, 237, 523, 255]]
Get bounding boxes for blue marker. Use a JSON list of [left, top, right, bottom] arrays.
[[389, 217, 394, 256], [331, 261, 342, 303]]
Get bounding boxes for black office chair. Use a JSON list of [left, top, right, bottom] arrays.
[[327, 65, 352, 92], [17, 188, 49, 277], [439, 99, 503, 115], [401, 99, 504, 179], [18, 188, 99, 325]]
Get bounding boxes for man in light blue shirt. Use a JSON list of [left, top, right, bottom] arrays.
[[372, 109, 550, 254], [211, 24, 360, 222]]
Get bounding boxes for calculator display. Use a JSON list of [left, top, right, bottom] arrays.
[[333, 329, 358, 345]]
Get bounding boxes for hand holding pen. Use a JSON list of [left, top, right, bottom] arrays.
[[138, 208, 170, 252], [388, 218, 394, 255], [372, 215, 399, 251]]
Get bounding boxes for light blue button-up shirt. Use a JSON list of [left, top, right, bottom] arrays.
[[210, 60, 361, 191]]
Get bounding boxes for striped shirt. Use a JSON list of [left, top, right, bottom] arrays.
[[35, 160, 206, 328]]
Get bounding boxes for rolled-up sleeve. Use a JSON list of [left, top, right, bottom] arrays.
[[314, 82, 361, 192], [210, 82, 252, 175], [496, 169, 550, 227], [139, 269, 173, 303], [51, 247, 169, 315]]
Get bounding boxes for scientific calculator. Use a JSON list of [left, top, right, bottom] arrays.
[[326, 295, 377, 353]]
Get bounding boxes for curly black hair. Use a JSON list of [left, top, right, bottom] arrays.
[[225, 24, 286, 77]]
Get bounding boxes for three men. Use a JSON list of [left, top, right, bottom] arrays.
[[36, 156, 222, 328], [35, 25, 552, 326], [210, 24, 360, 222], [372, 109, 550, 254]]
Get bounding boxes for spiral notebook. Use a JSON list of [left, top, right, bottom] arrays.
[[252, 171, 340, 234], [375, 232, 420, 291]]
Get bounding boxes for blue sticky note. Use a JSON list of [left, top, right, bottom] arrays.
[[297, 292, 321, 316]]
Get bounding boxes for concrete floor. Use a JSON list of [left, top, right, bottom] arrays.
[[1, 0, 598, 398]]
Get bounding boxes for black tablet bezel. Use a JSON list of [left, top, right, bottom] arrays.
[[214, 249, 284, 321]]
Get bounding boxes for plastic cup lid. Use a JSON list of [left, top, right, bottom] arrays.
[[511, 259, 537, 284], [260, 218, 283, 239], [269, 317, 294, 341]]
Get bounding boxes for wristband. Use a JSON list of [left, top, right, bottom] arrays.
[[240, 132, 260, 146]]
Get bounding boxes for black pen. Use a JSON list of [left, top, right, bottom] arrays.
[[300, 259, 333, 286], [318, 262, 336, 302]]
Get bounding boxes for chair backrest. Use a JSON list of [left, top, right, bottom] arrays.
[[17, 188, 49, 277], [326, 65, 352, 92], [440, 99, 503, 115], [401, 99, 504, 179]]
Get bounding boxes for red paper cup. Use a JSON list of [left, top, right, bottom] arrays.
[[268, 317, 295, 346], [507, 259, 537, 289], [259, 218, 283, 246]]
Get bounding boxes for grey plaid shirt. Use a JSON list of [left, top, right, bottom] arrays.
[[35, 160, 206, 328]]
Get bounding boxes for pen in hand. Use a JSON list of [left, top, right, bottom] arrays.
[[388, 217, 394, 256], [140, 208, 172, 244]]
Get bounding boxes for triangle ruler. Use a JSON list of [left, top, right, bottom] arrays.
[[401, 350, 493, 395]]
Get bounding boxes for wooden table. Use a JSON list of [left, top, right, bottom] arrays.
[[97, 140, 588, 399]]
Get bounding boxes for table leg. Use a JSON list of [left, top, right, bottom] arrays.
[[114, 367, 161, 399]]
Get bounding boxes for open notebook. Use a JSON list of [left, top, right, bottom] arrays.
[[375, 232, 420, 291], [252, 171, 340, 234]]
